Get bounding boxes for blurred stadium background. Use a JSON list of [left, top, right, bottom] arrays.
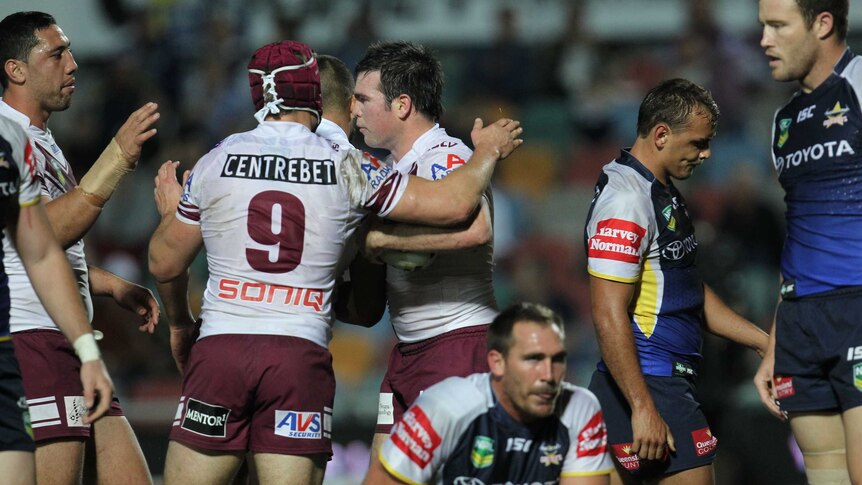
[[6, 0, 862, 483]]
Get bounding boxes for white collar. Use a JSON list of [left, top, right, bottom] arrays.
[[315, 118, 350, 147], [0, 99, 35, 131], [394, 124, 446, 169]]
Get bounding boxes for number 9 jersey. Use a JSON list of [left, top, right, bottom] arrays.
[[176, 121, 408, 347]]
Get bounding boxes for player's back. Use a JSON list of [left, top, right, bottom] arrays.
[[181, 121, 372, 347]]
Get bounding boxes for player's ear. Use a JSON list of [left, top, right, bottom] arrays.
[[394, 94, 412, 120], [813, 11, 835, 40], [4, 59, 26, 86], [488, 349, 505, 377], [653, 123, 670, 150]]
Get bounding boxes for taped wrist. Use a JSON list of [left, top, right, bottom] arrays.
[[73, 333, 101, 363], [77, 138, 134, 206]]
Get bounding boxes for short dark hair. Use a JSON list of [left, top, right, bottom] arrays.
[[317, 54, 354, 116], [796, 0, 849, 41], [355, 41, 444, 122], [487, 302, 564, 356], [0, 11, 56, 89], [636, 78, 720, 138]]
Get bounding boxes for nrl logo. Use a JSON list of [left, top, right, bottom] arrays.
[[777, 118, 792, 148], [823, 101, 849, 128], [662, 205, 676, 231], [470, 435, 494, 469], [854, 363, 862, 392]]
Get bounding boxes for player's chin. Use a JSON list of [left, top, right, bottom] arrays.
[[528, 394, 558, 416]]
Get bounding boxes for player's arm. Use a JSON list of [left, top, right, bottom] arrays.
[[561, 475, 609, 485], [87, 265, 159, 334], [386, 118, 521, 226], [701, 284, 768, 356], [754, 282, 784, 421], [363, 457, 412, 485], [43, 102, 159, 247], [365, 197, 491, 256], [589, 276, 674, 460], [6, 202, 113, 423], [148, 161, 202, 373]]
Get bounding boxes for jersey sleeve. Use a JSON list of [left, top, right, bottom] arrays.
[[176, 150, 219, 225], [378, 378, 478, 484], [17, 138, 40, 206], [561, 387, 614, 477], [340, 149, 407, 217], [585, 185, 653, 283]]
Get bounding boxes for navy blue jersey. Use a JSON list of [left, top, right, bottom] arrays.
[[0, 117, 41, 339], [772, 49, 862, 297], [585, 151, 704, 377], [378, 373, 613, 485]]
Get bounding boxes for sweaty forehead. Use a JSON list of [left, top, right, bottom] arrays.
[[33, 25, 70, 52]]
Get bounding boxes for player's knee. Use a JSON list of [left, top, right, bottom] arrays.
[[804, 466, 851, 485]]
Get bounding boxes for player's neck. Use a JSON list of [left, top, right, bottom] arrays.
[[390, 118, 436, 162], [800, 42, 846, 93], [3, 90, 50, 130], [322, 111, 351, 138], [629, 142, 668, 186], [490, 379, 535, 425]]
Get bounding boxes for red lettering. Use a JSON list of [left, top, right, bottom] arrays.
[[577, 411, 608, 457], [218, 279, 240, 299], [589, 218, 647, 264], [240, 282, 266, 302], [446, 154, 466, 169]]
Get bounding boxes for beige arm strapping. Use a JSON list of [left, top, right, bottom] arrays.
[[77, 138, 133, 206]]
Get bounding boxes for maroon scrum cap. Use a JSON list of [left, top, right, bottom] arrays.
[[248, 40, 322, 122]]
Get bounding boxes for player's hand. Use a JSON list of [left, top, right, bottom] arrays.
[[154, 160, 189, 219], [470, 117, 523, 160], [754, 347, 786, 421], [112, 280, 160, 334], [630, 405, 675, 461], [358, 217, 386, 263], [115, 102, 160, 166], [170, 319, 199, 375], [79, 359, 114, 424]]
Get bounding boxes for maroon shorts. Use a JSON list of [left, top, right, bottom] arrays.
[[375, 324, 489, 434], [170, 334, 335, 456], [12, 329, 123, 442]]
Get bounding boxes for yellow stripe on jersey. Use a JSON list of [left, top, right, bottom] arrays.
[[587, 268, 640, 284], [0, 336, 11, 342], [19, 197, 41, 208], [632, 258, 661, 338], [379, 451, 423, 485], [561, 468, 614, 476]]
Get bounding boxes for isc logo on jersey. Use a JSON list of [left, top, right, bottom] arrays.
[[588, 218, 645, 264], [275, 410, 331, 439]]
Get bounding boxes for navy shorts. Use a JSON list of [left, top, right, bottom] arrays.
[[0, 340, 35, 452], [588, 370, 716, 478], [170, 334, 335, 456], [375, 325, 489, 434], [774, 287, 862, 413], [13, 329, 123, 441]]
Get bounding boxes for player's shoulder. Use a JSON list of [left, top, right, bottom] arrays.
[[593, 161, 652, 209], [839, 52, 862, 97], [0, 116, 27, 145], [417, 127, 472, 160], [418, 373, 492, 418], [556, 382, 603, 427]]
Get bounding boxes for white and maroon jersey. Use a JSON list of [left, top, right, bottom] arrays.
[[0, 100, 92, 333], [379, 373, 614, 484], [177, 121, 407, 347], [0, 115, 42, 339], [385, 125, 497, 343]]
